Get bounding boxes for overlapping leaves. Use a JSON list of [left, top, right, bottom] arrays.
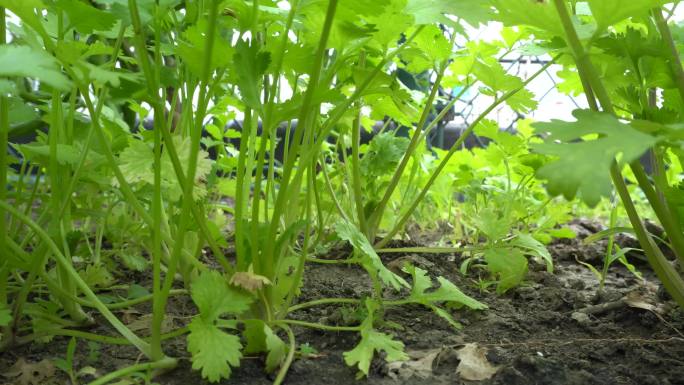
[[187, 271, 254, 382], [343, 299, 408, 378]]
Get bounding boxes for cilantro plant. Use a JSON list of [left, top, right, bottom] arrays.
[[5, 1, 682, 384], [0, 1, 489, 383], [490, 0, 684, 307]]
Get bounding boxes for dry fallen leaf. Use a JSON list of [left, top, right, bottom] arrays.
[[456, 343, 499, 381], [2, 358, 56, 385], [230, 271, 272, 292], [624, 291, 657, 312], [387, 349, 440, 380]]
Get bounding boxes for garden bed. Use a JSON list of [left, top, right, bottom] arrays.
[[3, 221, 683, 385]]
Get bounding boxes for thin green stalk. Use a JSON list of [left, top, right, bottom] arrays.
[[350, 51, 368, 233], [368, 45, 453, 238], [86, 357, 178, 385], [376, 245, 497, 254], [279, 171, 314, 317], [374, 57, 557, 248], [313, 26, 425, 147], [262, 1, 299, 223], [288, 298, 360, 313], [630, 161, 684, 264], [611, 164, 684, 306], [273, 325, 295, 385], [263, 0, 339, 279], [306, 256, 359, 264], [0, 5, 8, 345], [652, 147, 682, 232], [653, 7, 684, 102], [311, 159, 326, 246], [124, 1, 228, 277], [601, 198, 619, 289], [234, 107, 252, 271], [5, 240, 49, 346], [320, 155, 351, 222], [151, 84, 165, 358], [38, 265, 186, 310], [157, 0, 222, 336], [15, 327, 189, 348], [277, 319, 360, 332], [0, 6, 8, 255], [49, 86, 88, 323]]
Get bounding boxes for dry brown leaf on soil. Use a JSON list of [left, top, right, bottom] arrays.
[[456, 343, 500, 381], [2, 358, 56, 385], [623, 291, 658, 313], [387, 255, 435, 275], [387, 349, 440, 380]]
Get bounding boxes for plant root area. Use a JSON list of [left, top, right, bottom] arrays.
[[2, 220, 683, 385]]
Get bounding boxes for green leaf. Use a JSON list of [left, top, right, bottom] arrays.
[[491, 0, 564, 37], [243, 320, 268, 355], [17, 143, 103, 167], [484, 248, 528, 293], [360, 133, 410, 178], [241, 321, 286, 372], [365, 0, 413, 48], [412, 25, 451, 64], [187, 317, 242, 382], [264, 325, 287, 372], [473, 58, 523, 93], [343, 300, 408, 378], [335, 220, 409, 290], [175, 21, 234, 78], [511, 233, 553, 273], [81, 62, 140, 88], [405, 0, 491, 27], [0, 0, 46, 34], [190, 270, 254, 322], [587, 0, 668, 31], [119, 139, 154, 184], [472, 207, 511, 242], [119, 136, 213, 200], [531, 109, 658, 207], [54, 0, 118, 34], [344, 329, 407, 378], [0, 46, 71, 91], [404, 264, 487, 310], [233, 40, 271, 109], [161, 136, 214, 201], [506, 88, 538, 114], [78, 264, 114, 289]]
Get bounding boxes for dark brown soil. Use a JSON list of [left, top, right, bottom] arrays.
[[2, 220, 684, 385]]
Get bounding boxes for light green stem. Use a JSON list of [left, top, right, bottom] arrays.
[[273, 325, 296, 385], [86, 357, 178, 385]]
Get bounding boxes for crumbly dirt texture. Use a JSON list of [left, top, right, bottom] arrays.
[[2, 220, 683, 385]]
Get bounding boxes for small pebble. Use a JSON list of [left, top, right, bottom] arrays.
[[571, 311, 590, 325]]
